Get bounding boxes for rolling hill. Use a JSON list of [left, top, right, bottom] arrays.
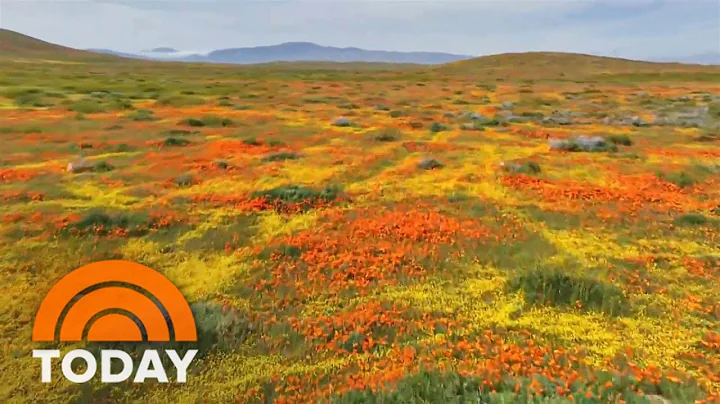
[[2, 29, 719, 82], [0, 29, 128, 62], [436, 51, 720, 80]]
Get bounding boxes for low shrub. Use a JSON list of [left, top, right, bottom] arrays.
[[657, 171, 696, 188], [126, 109, 157, 121], [607, 134, 633, 146], [191, 301, 256, 355], [163, 137, 190, 147], [242, 137, 262, 146], [509, 269, 630, 316], [371, 128, 401, 142], [429, 122, 447, 133], [251, 184, 341, 209], [262, 152, 300, 162], [549, 136, 618, 152], [156, 94, 205, 107], [181, 115, 234, 128], [675, 213, 709, 226], [174, 173, 194, 187]]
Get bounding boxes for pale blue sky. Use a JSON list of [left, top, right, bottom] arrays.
[[1, 0, 718, 59]]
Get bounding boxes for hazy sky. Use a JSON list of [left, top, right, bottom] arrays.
[[1, 0, 718, 58]]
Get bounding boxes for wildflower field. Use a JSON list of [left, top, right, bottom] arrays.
[[1, 35, 720, 403]]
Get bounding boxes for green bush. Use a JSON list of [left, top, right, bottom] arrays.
[[163, 137, 190, 147], [68, 98, 106, 114], [70, 160, 115, 173], [520, 111, 544, 119], [190, 301, 256, 355], [164, 129, 192, 136], [429, 122, 447, 133], [63, 210, 147, 236], [126, 109, 156, 121], [92, 160, 114, 172], [551, 138, 618, 153], [607, 134, 633, 146], [214, 159, 229, 169], [182, 118, 205, 127], [674, 213, 709, 226], [201, 115, 234, 127], [242, 137, 262, 146], [180, 115, 234, 128], [156, 94, 205, 107], [516, 161, 541, 175], [174, 173, 194, 187], [262, 152, 300, 162], [372, 128, 401, 142], [252, 184, 341, 205], [657, 171, 696, 188], [69, 96, 133, 113], [509, 269, 630, 316]]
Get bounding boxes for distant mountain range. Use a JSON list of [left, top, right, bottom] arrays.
[[85, 43, 720, 66], [87, 42, 475, 65], [650, 52, 720, 66]]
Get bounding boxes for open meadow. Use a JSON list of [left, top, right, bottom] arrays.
[[1, 30, 720, 403]]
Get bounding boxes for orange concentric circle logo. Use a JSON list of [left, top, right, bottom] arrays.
[[32, 260, 197, 343]]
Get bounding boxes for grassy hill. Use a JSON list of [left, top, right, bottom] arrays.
[[438, 51, 720, 81], [0, 29, 132, 62]]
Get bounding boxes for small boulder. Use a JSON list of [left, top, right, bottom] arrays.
[[67, 158, 92, 173], [501, 101, 514, 110], [625, 116, 649, 127], [418, 158, 443, 170], [332, 116, 353, 127]]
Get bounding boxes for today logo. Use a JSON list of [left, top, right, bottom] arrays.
[[31, 260, 198, 383]]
